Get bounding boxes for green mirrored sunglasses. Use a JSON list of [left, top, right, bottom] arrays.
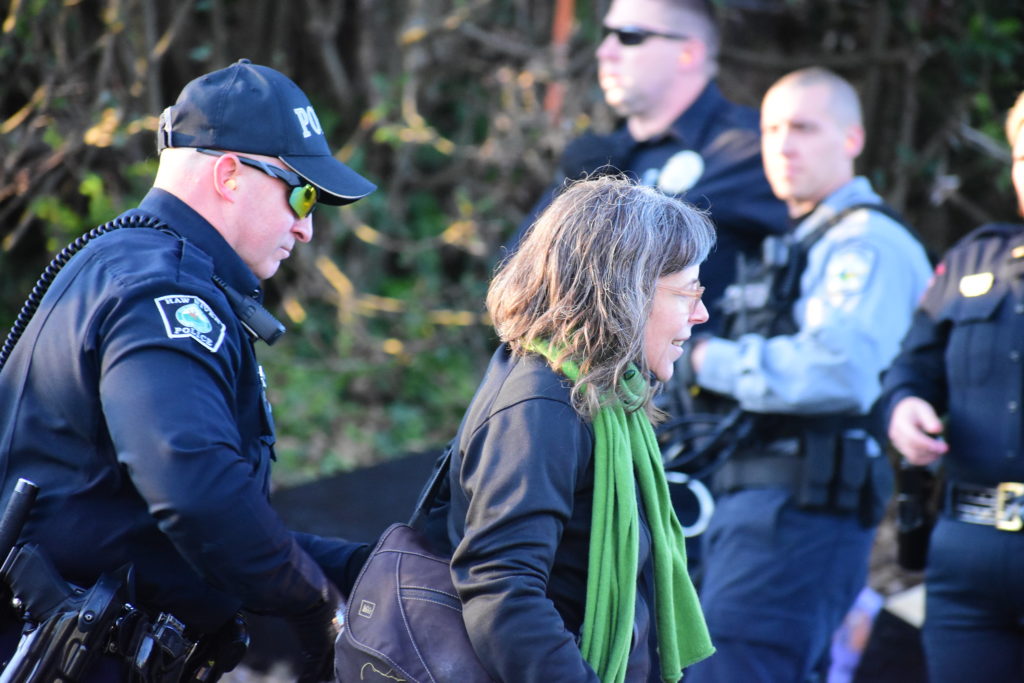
[[196, 148, 318, 219]]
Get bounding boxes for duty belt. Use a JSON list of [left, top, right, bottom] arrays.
[[950, 481, 1024, 531]]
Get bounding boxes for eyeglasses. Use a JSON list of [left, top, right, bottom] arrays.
[[195, 148, 318, 219], [657, 283, 706, 315], [604, 26, 690, 46]]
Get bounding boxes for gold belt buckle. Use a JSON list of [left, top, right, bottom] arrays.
[[994, 482, 1024, 531]]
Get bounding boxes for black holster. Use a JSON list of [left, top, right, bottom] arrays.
[[0, 543, 247, 682], [0, 544, 131, 682], [895, 463, 938, 571]]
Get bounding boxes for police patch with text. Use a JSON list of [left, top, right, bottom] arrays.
[[154, 295, 226, 353]]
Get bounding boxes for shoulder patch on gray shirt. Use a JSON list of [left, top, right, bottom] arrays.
[[825, 246, 875, 302]]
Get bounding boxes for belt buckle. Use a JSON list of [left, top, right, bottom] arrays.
[[994, 482, 1024, 531]]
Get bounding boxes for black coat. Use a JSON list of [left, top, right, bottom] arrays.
[[445, 345, 657, 681]]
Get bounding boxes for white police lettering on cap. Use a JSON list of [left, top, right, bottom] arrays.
[[293, 106, 324, 138], [154, 295, 226, 353]]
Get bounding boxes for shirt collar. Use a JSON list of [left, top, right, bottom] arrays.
[[612, 80, 723, 150], [665, 80, 724, 148], [794, 177, 880, 239], [136, 187, 262, 300]]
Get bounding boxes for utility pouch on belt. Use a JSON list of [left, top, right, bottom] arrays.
[[797, 429, 837, 509], [796, 427, 874, 514], [717, 413, 889, 527], [835, 429, 869, 512]]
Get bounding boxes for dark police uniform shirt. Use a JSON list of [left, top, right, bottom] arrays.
[[0, 188, 351, 633], [510, 81, 789, 325], [883, 222, 1024, 486]]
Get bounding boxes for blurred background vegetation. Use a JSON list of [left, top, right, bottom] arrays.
[[1, 0, 1022, 487]]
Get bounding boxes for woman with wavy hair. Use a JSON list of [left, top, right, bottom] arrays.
[[444, 175, 716, 682]]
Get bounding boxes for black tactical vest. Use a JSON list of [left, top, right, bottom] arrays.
[[717, 202, 909, 342]]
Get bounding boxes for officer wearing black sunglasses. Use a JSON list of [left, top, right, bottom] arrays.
[[0, 59, 375, 682], [505, 0, 788, 642], [509, 0, 787, 336]]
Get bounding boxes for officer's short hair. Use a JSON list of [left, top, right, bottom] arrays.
[[660, 0, 720, 66], [770, 67, 863, 129], [1006, 90, 1024, 147]]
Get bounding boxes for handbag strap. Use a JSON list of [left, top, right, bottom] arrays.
[[408, 442, 453, 528]]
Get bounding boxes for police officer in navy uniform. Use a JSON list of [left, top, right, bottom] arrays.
[[0, 60, 375, 681], [507, 0, 788, 571], [680, 68, 933, 681], [508, 0, 788, 329], [882, 90, 1024, 682]]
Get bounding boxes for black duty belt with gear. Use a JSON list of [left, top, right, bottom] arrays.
[[0, 479, 249, 682]]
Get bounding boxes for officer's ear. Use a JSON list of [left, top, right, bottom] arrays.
[[211, 154, 241, 204], [844, 123, 865, 160], [676, 38, 707, 73]]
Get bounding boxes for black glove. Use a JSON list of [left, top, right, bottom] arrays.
[[290, 534, 371, 600], [288, 587, 341, 683], [340, 542, 371, 596]]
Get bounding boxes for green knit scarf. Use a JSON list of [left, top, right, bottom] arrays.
[[529, 341, 714, 682]]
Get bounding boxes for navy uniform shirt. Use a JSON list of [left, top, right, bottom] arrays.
[[510, 81, 789, 328], [0, 188, 357, 633], [882, 222, 1024, 486]]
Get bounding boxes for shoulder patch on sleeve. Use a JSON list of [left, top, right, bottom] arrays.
[[825, 246, 875, 302], [154, 295, 226, 353]]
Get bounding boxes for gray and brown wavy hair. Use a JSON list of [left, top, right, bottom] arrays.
[[488, 175, 716, 419]]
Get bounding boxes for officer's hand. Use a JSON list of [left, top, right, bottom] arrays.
[[289, 589, 342, 683], [889, 396, 948, 465]]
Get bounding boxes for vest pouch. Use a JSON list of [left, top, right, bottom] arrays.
[[862, 452, 895, 529], [834, 429, 869, 513], [796, 429, 837, 508]]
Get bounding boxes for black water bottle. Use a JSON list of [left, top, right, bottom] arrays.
[[896, 461, 937, 571]]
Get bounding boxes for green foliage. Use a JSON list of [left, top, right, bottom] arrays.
[[264, 314, 487, 486]]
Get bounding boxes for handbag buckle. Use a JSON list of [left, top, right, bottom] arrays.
[[994, 481, 1024, 531]]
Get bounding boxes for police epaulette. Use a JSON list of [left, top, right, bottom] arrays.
[[954, 222, 1022, 248]]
